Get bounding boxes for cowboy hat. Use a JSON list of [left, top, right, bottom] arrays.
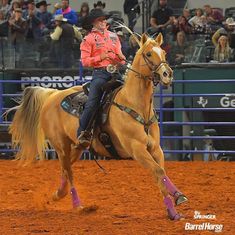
[[223, 17, 235, 26], [25, 0, 35, 4], [54, 14, 68, 22], [94, 1, 105, 9], [82, 8, 111, 30], [15, 8, 23, 13], [36, 0, 51, 8]]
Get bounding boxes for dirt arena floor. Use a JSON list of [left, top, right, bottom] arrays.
[[0, 160, 234, 235]]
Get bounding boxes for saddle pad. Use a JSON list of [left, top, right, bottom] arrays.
[[61, 91, 88, 118]]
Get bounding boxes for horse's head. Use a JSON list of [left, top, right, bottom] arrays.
[[135, 33, 173, 86]]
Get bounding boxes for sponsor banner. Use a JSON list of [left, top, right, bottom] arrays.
[[194, 95, 235, 108], [20, 74, 92, 90]]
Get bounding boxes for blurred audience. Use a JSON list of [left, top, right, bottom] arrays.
[[50, 14, 82, 68], [212, 17, 235, 47], [0, 0, 10, 17], [172, 15, 192, 39], [117, 30, 131, 59], [169, 31, 190, 65], [149, 0, 174, 36], [128, 33, 140, 60], [36, 0, 53, 35], [8, 7, 27, 64], [8, 7, 27, 44], [0, 1, 235, 68], [203, 5, 223, 26], [93, 1, 105, 10], [123, 0, 140, 31], [22, 0, 42, 40], [182, 8, 191, 21], [55, 0, 78, 25], [188, 8, 207, 33], [6, 0, 21, 20], [52, 2, 61, 15], [77, 2, 89, 27], [0, 9, 8, 36], [213, 35, 234, 62]]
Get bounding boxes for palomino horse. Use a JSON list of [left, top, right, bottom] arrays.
[[10, 33, 188, 220]]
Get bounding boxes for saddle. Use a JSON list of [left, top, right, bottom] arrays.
[[61, 79, 123, 120], [61, 91, 88, 118], [61, 79, 123, 159]]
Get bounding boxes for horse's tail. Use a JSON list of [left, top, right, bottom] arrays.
[[9, 86, 57, 163]]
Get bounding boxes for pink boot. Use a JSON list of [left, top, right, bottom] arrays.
[[162, 176, 188, 205], [70, 187, 82, 208], [164, 196, 183, 220]]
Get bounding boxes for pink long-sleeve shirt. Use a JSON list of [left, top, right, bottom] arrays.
[[80, 28, 125, 68]]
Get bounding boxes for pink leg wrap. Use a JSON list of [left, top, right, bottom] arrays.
[[162, 176, 180, 197], [70, 187, 81, 208], [164, 196, 181, 220]]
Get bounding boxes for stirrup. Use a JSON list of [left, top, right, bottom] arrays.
[[76, 131, 92, 148]]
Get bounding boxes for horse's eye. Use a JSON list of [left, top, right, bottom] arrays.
[[146, 52, 151, 57]]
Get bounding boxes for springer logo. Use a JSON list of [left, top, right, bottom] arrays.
[[184, 211, 223, 233]]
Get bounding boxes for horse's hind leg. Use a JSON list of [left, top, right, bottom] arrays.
[[52, 166, 69, 200], [52, 138, 82, 208], [70, 145, 83, 165]]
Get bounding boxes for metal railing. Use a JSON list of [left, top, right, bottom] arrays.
[[1, 65, 235, 161], [157, 71, 235, 161]]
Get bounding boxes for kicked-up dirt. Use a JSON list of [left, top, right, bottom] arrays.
[[0, 160, 234, 235]]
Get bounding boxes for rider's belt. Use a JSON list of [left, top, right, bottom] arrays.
[[93, 67, 107, 72]]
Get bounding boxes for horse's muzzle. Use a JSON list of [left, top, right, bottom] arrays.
[[158, 65, 173, 86]]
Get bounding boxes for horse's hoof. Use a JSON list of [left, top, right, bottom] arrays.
[[175, 194, 188, 206], [73, 205, 84, 210], [77, 205, 99, 214], [167, 210, 184, 221], [171, 213, 184, 221], [52, 189, 68, 201]]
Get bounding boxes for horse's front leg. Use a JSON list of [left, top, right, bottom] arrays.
[[129, 140, 184, 220], [149, 145, 188, 206]]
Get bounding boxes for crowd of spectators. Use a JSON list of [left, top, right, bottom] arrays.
[[0, 0, 235, 69], [148, 0, 235, 64]]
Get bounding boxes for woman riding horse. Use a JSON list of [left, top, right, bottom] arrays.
[[76, 8, 125, 147], [10, 31, 188, 220]]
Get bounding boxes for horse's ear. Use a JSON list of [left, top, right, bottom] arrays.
[[155, 33, 163, 46], [140, 33, 148, 46]]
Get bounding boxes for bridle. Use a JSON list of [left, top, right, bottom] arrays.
[[141, 49, 170, 85], [107, 45, 172, 86]]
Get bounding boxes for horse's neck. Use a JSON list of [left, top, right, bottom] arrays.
[[121, 66, 154, 117]]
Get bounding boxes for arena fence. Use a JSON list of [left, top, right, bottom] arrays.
[[0, 63, 235, 161]]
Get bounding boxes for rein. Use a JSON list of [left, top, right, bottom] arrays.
[[108, 51, 169, 85]]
